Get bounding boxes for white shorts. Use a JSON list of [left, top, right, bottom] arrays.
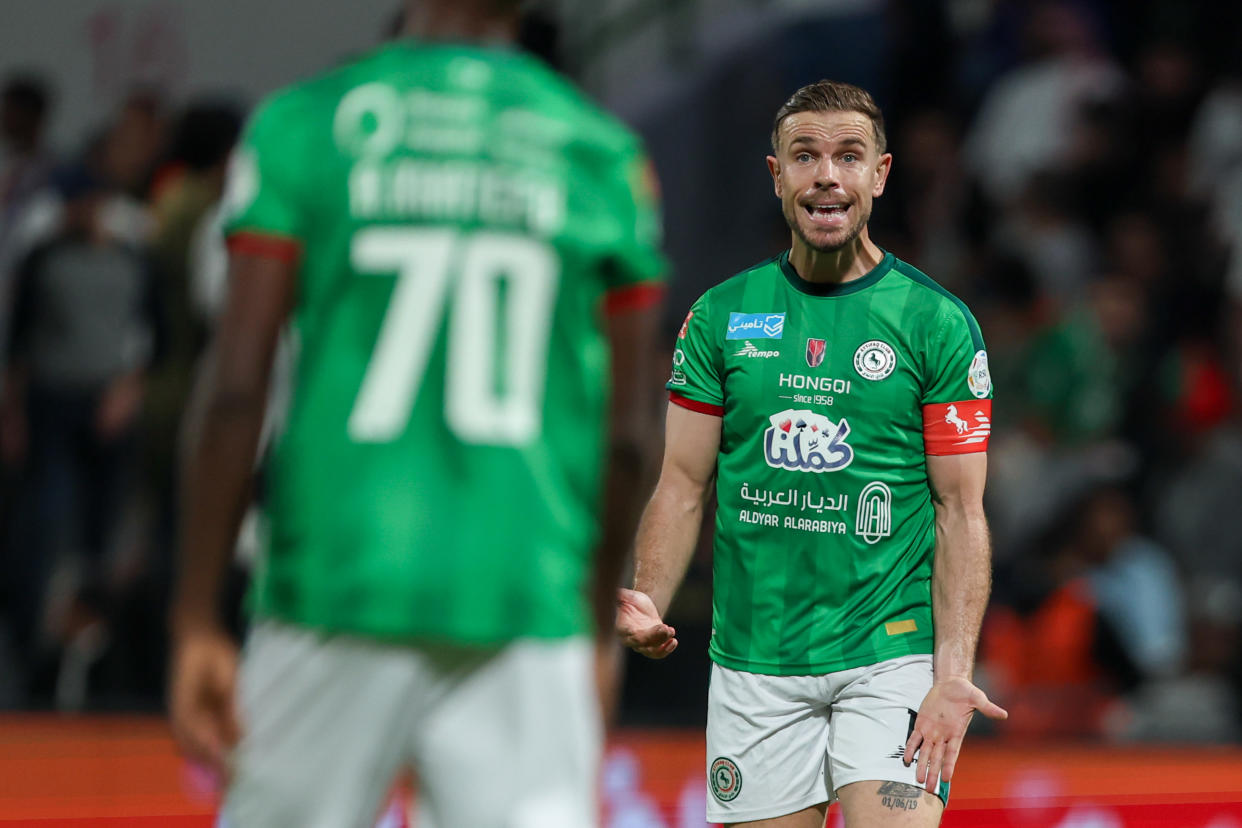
[[220, 622, 601, 828], [705, 653, 943, 824]]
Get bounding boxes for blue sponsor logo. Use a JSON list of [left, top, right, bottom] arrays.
[[726, 312, 785, 340]]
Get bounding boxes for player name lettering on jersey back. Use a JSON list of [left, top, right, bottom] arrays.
[[778, 374, 852, 395], [349, 159, 566, 235]]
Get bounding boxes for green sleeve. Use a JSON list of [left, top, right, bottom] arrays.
[[666, 294, 723, 407], [921, 300, 992, 404], [221, 90, 311, 242], [601, 140, 667, 290]]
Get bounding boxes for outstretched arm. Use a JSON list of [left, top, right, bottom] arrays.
[[617, 401, 720, 658], [905, 451, 1007, 791]]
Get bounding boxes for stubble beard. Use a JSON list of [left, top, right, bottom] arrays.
[[784, 201, 870, 254]]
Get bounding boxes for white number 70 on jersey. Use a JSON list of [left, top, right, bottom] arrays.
[[347, 227, 559, 446]]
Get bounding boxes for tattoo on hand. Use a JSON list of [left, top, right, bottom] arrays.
[[878, 781, 922, 811]]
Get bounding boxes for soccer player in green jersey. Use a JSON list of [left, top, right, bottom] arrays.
[[616, 80, 1007, 827], [167, 1, 666, 825]]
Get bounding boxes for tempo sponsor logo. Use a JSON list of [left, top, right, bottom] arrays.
[[726, 312, 785, 340], [763, 408, 853, 473], [733, 341, 780, 358], [856, 481, 892, 544]]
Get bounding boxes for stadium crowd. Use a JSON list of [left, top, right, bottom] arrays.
[[0, 0, 1240, 745]]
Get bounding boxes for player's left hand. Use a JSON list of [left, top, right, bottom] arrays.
[[904, 676, 1007, 793]]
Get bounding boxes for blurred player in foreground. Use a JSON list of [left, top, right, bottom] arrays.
[[617, 80, 1006, 827], [168, 1, 665, 825]]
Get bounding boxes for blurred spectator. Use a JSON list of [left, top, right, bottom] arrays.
[[964, 1, 1124, 206], [144, 100, 242, 536], [983, 482, 1183, 739], [0, 164, 164, 708], [992, 171, 1098, 306], [1117, 577, 1242, 743], [1156, 422, 1242, 586], [876, 108, 975, 291], [1020, 272, 1147, 447], [1077, 485, 1186, 679], [982, 514, 1133, 740], [0, 74, 54, 389], [2, 89, 163, 279]]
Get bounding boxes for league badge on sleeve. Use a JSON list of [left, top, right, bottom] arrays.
[[968, 350, 992, 398]]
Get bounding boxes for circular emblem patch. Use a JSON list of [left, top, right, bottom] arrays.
[[854, 340, 896, 381], [968, 349, 992, 398], [710, 756, 742, 802]]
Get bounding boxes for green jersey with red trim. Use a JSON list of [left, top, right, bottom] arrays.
[[221, 40, 665, 644], [670, 251, 991, 675]]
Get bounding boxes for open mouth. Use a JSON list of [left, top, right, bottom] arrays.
[[804, 203, 849, 226]]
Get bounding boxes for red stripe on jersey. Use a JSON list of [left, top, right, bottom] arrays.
[[924, 400, 992, 455], [227, 231, 302, 264], [604, 282, 665, 314], [669, 392, 723, 417]]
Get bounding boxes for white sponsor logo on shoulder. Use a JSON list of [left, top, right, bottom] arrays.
[[669, 348, 687, 385], [968, 350, 992, 398], [733, 341, 780, 358], [856, 481, 892, 544], [854, 340, 896, 381]]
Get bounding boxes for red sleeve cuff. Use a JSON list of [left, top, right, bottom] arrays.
[[604, 282, 665, 315], [227, 231, 302, 264], [923, 400, 991, 455], [669, 392, 723, 417]]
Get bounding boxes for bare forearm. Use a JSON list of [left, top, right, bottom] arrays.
[[171, 376, 268, 634], [632, 479, 707, 616], [932, 504, 991, 679]]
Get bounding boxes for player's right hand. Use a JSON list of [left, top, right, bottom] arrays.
[[616, 588, 678, 658], [169, 623, 242, 778]]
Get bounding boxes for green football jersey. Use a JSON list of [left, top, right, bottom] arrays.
[[221, 41, 665, 644], [670, 251, 992, 675]]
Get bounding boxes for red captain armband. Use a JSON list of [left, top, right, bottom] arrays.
[[923, 400, 992, 455], [669, 392, 723, 417]]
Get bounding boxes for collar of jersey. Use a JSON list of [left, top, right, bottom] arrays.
[[779, 249, 894, 297]]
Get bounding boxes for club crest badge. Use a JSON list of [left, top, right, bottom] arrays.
[[710, 757, 742, 802], [854, 340, 896, 381]]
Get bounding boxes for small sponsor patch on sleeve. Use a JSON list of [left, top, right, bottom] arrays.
[[923, 400, 991, 454], [886, 619, 918, 636], [967, 350, 992, 398]]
